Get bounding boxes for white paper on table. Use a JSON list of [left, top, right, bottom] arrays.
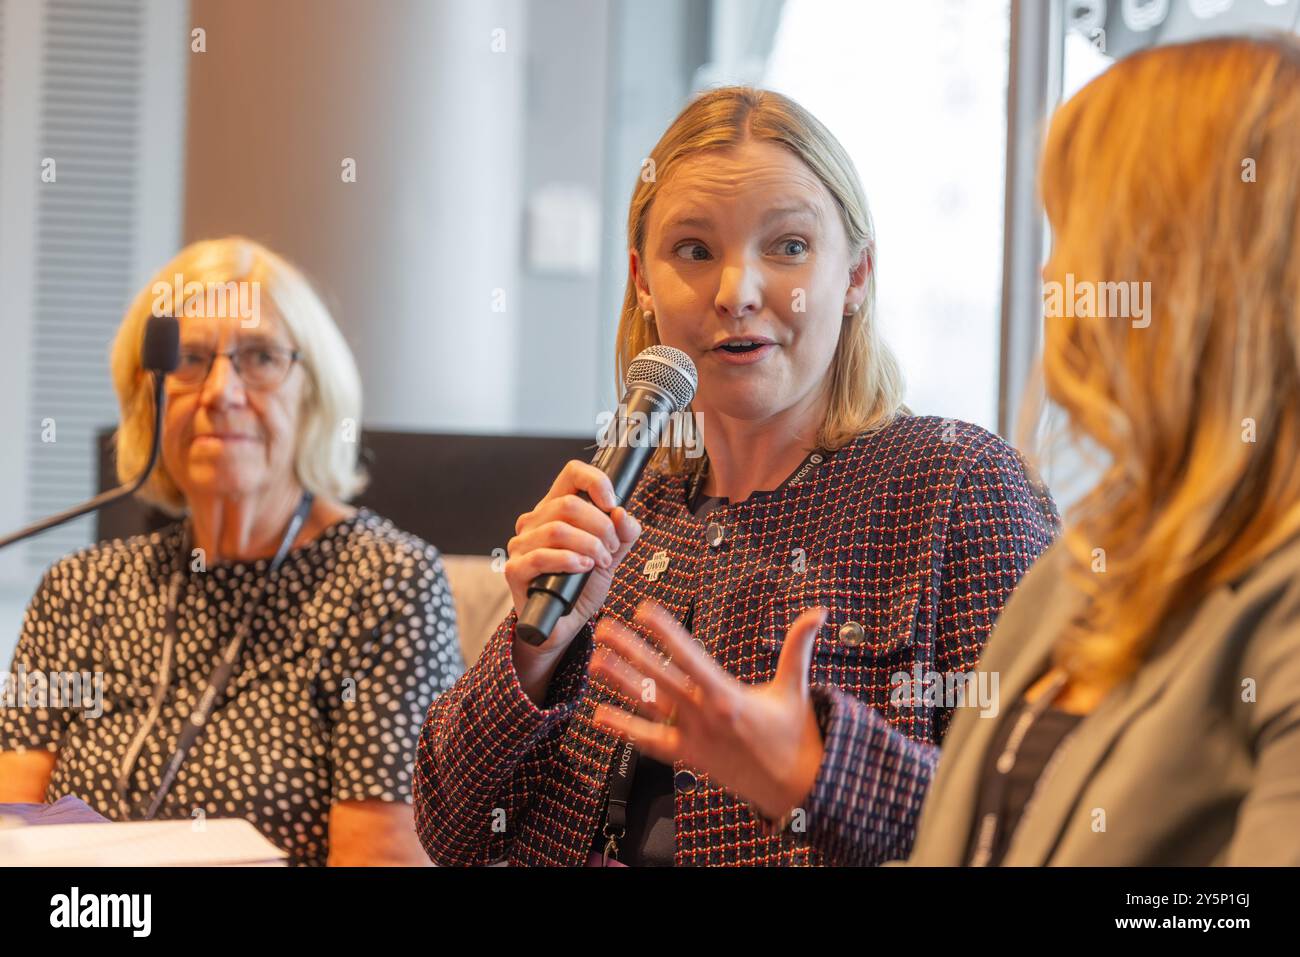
[[0, 818, 288, 866]]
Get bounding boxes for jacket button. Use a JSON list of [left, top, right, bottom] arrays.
[[705, 522, 725, 547], [837, 620, 865, 647], [674, 770, 698, 794]]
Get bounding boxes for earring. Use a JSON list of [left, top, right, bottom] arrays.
[[643, 310, 655, 323]]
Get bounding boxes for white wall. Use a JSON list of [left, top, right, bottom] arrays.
[[0, 0, 187, 669], [184, 0, 527, 434]]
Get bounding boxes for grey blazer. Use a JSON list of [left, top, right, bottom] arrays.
[[904, 535, 1300, 865]]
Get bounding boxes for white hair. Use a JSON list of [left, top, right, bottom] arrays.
[[110, 236, 367, 513]]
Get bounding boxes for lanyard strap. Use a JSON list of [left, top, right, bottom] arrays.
[[967, 669, 1074, 866], [599, 600, 694, 864], [600, 450, 828, 863], [116, 490, 314, 821], [685, 446, 828, 507], [600, 737, 640, 862]]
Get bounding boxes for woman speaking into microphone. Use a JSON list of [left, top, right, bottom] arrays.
[[414, 87, 1059, 866]]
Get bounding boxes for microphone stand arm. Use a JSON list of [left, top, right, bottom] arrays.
[[0, 373, 166, 551]]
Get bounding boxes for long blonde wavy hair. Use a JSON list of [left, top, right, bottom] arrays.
[[1035, 35, 1300, 689], [615, 86, 905, 474]]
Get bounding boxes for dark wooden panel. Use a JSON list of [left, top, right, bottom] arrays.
[[96, 430, 595, 556]]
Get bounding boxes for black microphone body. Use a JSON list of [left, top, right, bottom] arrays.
[[516, 346, 697, 646], [0, 315, 178, 551]]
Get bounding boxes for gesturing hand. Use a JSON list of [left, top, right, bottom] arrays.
[[589, 600, 828, 824]]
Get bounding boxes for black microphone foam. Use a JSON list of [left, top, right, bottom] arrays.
[[0, 314, 179, 550], [142, 314, 180, 374]]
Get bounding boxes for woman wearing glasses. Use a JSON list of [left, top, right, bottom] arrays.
[[0, 237, 463, 866]]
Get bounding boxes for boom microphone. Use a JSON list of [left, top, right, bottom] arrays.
[[0, 314, 180, 550]]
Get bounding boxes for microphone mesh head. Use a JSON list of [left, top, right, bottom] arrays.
[[625, 345, 698, 412], [142, 315, 180, 374]]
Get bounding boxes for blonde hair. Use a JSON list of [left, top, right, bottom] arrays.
[[110, 237, 367, 514], [615, 86, 905, 474], [1033, 36, 1300, 689]]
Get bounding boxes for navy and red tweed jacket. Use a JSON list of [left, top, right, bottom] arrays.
[[414, 414, 1060, 866]]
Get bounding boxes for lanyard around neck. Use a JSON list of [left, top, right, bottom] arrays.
[[114, 490, 315, 821], [967, 669, 1078, 866], [686, 446, 828, 510]]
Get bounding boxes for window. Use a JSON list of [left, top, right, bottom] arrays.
[[764, 0, 1012, 432]]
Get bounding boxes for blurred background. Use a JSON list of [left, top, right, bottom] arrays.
[[1, 0, 1298, 662]]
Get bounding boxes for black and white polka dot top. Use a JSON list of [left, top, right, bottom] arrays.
[[0, 508, 463, 866]]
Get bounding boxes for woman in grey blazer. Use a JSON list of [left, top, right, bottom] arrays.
[[587, 34, 1300, 866], [909, 31, 1300, 868], [907, 536, 1300, 865], [914, 33, 1300, 866]]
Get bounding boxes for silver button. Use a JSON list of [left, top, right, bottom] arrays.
[[705, 522, 725, 547], [674, 770, 698, 794], [837, 620, 865, 647]]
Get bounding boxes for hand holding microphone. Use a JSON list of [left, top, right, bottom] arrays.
[[504, 461, 643, 652], [507, 345, 697, 701]]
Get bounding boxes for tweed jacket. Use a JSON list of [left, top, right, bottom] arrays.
[[414, 414, 1060, 865]]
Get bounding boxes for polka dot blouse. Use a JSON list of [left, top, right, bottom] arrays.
[[0, 508, 463, 866]]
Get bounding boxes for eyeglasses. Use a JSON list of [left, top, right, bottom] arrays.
[[168, 344, 301, 391]]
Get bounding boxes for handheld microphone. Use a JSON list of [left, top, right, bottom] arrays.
[[516, 345, 698, 646], [0, 314, 180, 551]]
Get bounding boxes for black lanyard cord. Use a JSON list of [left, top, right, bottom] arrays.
[[600, 448, 830, 863], [967, 669, 1077, 867], [113, 490, 315, 821]]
